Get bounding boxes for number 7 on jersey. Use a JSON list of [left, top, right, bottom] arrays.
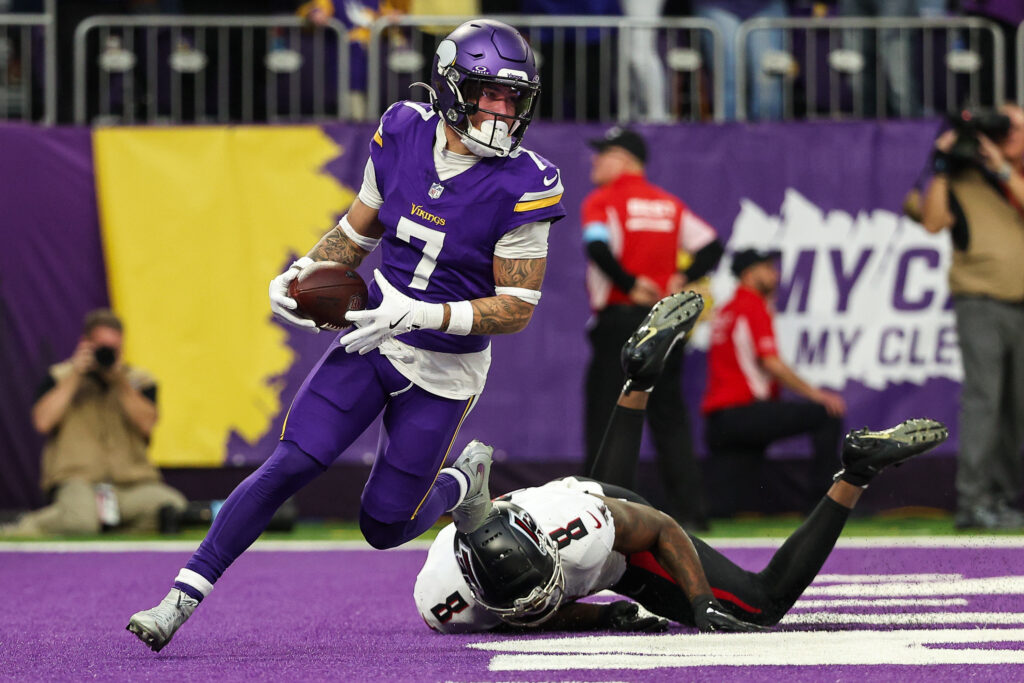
[[396, 216, 446, 290]]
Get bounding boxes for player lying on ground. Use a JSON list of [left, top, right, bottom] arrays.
[[415, 293, 949, 633]]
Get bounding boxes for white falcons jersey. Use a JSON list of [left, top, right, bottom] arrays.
[[413, 478, 626, 633]]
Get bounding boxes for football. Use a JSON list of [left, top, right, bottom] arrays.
[[287, 262, 368, 329]]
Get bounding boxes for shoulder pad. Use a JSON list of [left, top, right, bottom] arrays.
[[374, 100, 437, 148], [509, 147, 563, 214]]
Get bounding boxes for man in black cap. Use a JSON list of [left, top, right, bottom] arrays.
[[702, 249, 846, 516], [580, 126, 725, 531]]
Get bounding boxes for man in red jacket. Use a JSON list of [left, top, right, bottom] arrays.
[[581, 127, 724, 530]]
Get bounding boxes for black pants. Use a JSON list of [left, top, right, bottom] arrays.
[[705, 400, 843, 516], [584, 305, 706, 524], [596, 480, 850, 628]]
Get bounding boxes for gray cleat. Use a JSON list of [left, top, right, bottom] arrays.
[[451, 440, 494, 533], [836, 418, 948, 487], [126, 588, 198, 652], [621, 291, 705, 393]]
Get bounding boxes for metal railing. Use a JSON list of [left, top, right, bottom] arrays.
[[73, 15, 349, 125], [737, 16, 1005, 121], [12, 12, 1019, 127], [0, 2, 55, 124], [366, 15, 725, 124], [1017, 20, 1024, 108]]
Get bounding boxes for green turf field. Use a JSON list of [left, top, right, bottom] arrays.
[[4, 509, 1024, 543]]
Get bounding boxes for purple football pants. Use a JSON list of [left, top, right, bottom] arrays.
[[183, 341, 474, 588]]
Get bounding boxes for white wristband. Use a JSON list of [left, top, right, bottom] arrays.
[[445, 300, 474, 336], [412, 301, 445, 330], [338, 214, 381, 252]]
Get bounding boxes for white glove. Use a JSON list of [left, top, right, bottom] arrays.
[[340, 269, 444, 354], [269, 256, 319, 333]]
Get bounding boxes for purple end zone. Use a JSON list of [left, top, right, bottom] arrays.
[[2, 545, 1024, 682]]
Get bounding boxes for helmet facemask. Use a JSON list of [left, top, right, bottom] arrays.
[[471, 531, 565, 626], [454, 501, 567, 627], [439, 73, 539, 158]]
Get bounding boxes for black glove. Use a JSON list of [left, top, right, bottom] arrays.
[[600, 601, 669, 632], [691, 594, 768, 633]]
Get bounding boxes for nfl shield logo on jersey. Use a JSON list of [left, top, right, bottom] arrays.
[[428, 182, 445, 199]]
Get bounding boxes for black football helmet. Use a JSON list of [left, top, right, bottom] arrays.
[[453, 500, 565, 626]]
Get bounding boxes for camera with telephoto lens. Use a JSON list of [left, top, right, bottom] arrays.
[[93, 346, 117, 369], [937, 109, 1012, 175]]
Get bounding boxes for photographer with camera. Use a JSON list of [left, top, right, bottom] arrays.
[[920, 105, 1024, 530], [2, 309, 186, 537]]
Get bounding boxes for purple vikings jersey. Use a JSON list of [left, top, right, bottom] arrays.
[[367, 101, 566, 354]]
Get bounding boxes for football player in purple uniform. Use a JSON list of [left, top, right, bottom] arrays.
[[415, 293, 949, 633], [127, 19, 566, 653]]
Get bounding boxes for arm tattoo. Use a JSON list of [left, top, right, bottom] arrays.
[[469, 256, 546, 335], [470, 295, 534, 335], [495, 255, 546, 291], [307, 226, 367, 267]]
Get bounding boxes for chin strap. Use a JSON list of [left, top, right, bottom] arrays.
[[412, 79, 522, 158], [461, 121, 512, 158]]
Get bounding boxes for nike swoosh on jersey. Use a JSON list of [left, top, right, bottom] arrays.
[[389, 311, 409, 329], [587, 511, 603, 529], [542, 173, 558, 186]]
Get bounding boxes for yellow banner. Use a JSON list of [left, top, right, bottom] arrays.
[[93, 127, 355, 466]]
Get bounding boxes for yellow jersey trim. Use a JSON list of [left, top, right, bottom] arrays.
[[514, 193, 562, 212]]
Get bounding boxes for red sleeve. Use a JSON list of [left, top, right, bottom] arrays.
[[676, 201, 717, 253], [581, 189, 608, 227], [744, 299, 778, 358]]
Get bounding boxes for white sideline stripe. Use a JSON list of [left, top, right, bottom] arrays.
[[3, 535, 1024, 553], [0, 539, 432, 552], [782, 611, 1024, 625], [792, 598, 969, 608]]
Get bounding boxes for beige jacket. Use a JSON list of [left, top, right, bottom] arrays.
[[39, 361, 160, 492], [948, 168, 1024, 302]]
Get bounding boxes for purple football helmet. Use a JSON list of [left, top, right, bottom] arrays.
[[427, 19, 540, 157]]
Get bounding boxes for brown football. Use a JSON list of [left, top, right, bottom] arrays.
[[287, 262, 368, 329]]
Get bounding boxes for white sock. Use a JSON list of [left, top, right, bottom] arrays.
[[440, 467, 469, 510], [175, 568, 214, 598]]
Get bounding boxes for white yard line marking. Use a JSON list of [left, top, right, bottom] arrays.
[[472, 629, 1024, 669], [710, 536, 1024, 549], [815, 573, 962, 583], [792, 598, 969, 608], [804, 575, 1024, 597], [782, 611, 1024, 625]]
